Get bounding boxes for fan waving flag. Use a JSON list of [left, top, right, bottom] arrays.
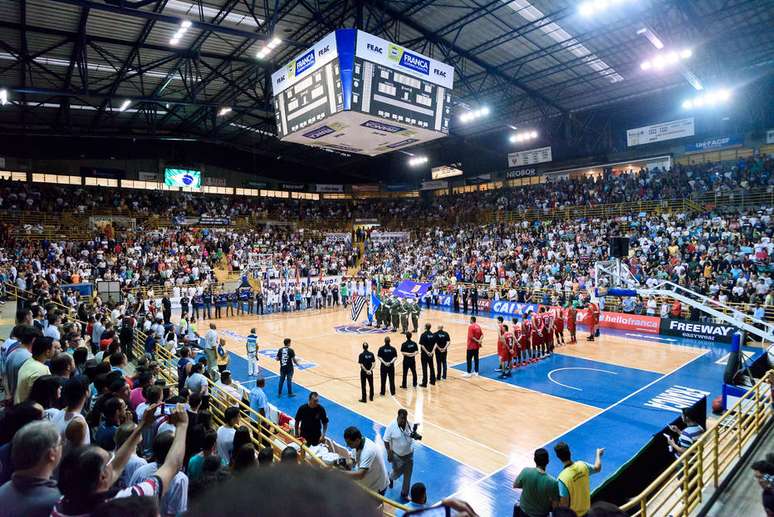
[[351, 294, 367, 321]]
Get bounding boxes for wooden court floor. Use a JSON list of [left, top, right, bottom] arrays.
[[214, 306, 707, 475]]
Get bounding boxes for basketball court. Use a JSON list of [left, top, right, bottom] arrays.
[[208, 305, 762, 516]]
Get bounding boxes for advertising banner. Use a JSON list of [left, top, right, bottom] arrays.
[[490, 300, 540, 317], [767, 129, 774, 144], [393, 280, 432, 299], [138, 171, 160, 182], [371, 231, 410, 241], [507, 146, 552, 167], [600, 312, 661, 334], [503, 167, 539, 179], [324, 232, 352, 242], [198, 215, 231, 226], [280, 183, 305, 191], [659, 318, 738, 343], [272, 31, 339, 94], [315, 184, 344, 193], [355, 30, 454, 89], [420, 180, 448, 190], [627, 118, 694, 147], [685, 135, 743, 153], [352, 184, 380, 193]]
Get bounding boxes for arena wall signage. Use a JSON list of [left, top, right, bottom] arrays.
[[767, 129, 774, 144], [507, 146, 552, 167], [491, 301, 539, 317], [503, 167, 539, 179], [431, 165, 463, 180], [272, 29, 454, 156], [315, 184, 344, 193], [626, 118, 694, 147], [138, 171, 161, 182], [324, 232, 352, 242], [659, 318, 738, 343], [685, 135, 742, 153], [370, 231, 410, 241], [420, 180, 448, 190], [280, 183, 305, 191], [197, 215, 231, 226], [351, 185, 380, 193]]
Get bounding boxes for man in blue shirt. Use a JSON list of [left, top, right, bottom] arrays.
[[249, 377, 268, 418]]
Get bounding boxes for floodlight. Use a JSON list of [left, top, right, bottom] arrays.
[[118, 99, 131, 112], [218, 107, 232, 116], [181, 20, 192, 29], [680, 49, 692, 59], [0, 88, 7, 106], [268, 37, 282, 49]]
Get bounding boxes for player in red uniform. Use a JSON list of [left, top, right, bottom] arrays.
[[588, 299, 600, 341], [541, 308, 554, 355], [511, 317, 522, 368], [531, 310, 544, 360], [553, 306, 565, 346], [566, 303, 577, 344], [498, 325, 514, 378], [495, 316, 506, 373], [521, 316, 533, 365]]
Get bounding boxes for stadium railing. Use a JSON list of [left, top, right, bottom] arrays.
[[2, 281, 409, 515], [620, 372, 772, 517]]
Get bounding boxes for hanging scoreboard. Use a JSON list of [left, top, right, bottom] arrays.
[[271, 30, 454, 156]]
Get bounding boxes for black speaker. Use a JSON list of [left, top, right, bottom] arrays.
[[609, 236, 630, 258]]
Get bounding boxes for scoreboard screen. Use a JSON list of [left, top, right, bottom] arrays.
[[351, 57, 451, 134], [274, 60, 343, 139]]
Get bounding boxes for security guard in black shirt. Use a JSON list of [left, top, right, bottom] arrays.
[[378, 336, 398, 396], [419, 323, 436, 387], [180, 295, 190, 318], [358, 342, 375, 403], [434, 325, 451, 380], [400, 332, 419, 389]]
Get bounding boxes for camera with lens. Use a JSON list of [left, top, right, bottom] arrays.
[[334, 457, 349, 469], [409, 423, 422, 441]]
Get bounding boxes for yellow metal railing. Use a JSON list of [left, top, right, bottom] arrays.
[[621, 372, 773, 517]]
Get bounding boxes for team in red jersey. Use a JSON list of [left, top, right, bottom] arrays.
[[498, 325, 515, 378], [567, 304, 577, 343]]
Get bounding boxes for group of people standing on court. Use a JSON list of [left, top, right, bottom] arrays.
[[357, 323, 451, 402]]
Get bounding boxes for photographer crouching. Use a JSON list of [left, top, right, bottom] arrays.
[[384, 408, 421, 502]]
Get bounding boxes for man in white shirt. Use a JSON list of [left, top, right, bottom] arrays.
[[216, 406, 241, 462], [383, 409, 417, 501], [204, 323, 218, 375], [129, 431, 188, 516], [343, 426, 389, 495], [43, 313, 61, 341]]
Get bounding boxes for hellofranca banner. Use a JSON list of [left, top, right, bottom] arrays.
[[393, 280, 431, 299], [659, 318, 738, 343]]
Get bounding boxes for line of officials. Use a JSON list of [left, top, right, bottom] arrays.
[[356, 323, 450, 402]]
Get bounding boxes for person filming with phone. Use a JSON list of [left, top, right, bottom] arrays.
[[384, 408, 421, 502]]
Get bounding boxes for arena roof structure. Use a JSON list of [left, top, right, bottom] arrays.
[[0, 0, 772, 180]]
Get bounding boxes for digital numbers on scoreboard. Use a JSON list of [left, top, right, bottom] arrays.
[[274, 60, 343, 139], [351, 57, 451, 134]]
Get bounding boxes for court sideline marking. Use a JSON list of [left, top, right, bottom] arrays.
[[447, 346, 711, 499], [547, 367, 618, 391]]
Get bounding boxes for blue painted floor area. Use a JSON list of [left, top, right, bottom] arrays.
[[452, 353, 662, 409], [222, 351, 485, 503], [457, 334, 763, 517]]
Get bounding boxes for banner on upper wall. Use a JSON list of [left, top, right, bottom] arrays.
[[352, 184, 380, 193], [138, 171, 161, 182], [280, 183, 305, 191], [659, 318, 738, 343], [627, 118, 694, 147], [315, 184, 344, 193], [271, 31, 339, 94], [203, 176, 227, 187], [393, 280, 432, 299], [503, 167, 539, 179], [685, 135, 743, 153], [767, 129, 774, 144], [198, 215, 231, 226], [490, 300, 540, 317], [420, 180, 448, 190], [507, 146, 552, 167]]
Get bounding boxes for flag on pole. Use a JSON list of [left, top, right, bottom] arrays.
[[367, 291, 381, 323], [351, 294, 367, 322]]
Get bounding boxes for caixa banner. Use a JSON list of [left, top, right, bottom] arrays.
[[659, 318, 738, 343]]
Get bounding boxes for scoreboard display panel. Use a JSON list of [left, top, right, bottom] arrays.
[[351, 57, 451, 134], [274, 60, 343, 138]]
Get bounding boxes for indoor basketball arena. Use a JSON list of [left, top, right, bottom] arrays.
[[0, 1, 772, 516]]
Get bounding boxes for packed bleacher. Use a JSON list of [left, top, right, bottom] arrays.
[[0, 157, 772, 516]]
